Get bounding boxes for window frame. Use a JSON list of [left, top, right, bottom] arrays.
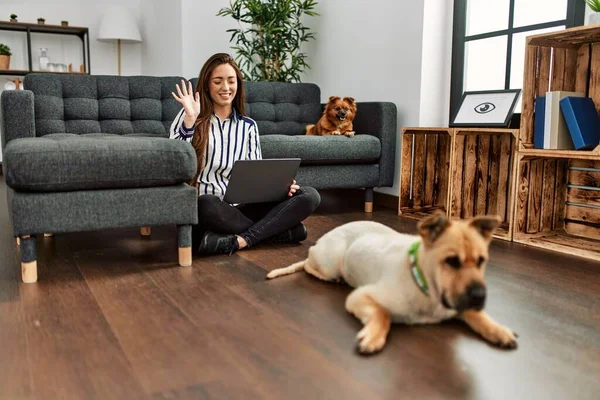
[[449, 0, 586, 124]]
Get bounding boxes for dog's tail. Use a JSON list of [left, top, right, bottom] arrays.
[[266, 260, 306, 279]]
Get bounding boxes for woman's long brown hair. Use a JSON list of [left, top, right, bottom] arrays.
[[189, 53, 246, 187]]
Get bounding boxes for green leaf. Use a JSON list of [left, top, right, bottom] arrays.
[[586, 0, 600, 12], [216, 0, 319, 82]]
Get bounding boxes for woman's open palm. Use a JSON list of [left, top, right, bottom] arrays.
[[171, 79, 200, 119]]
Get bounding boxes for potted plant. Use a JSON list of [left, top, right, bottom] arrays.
[[10, 14, 17, 22], [586, 0, 600, 25], [61, 20, 68, 27], [217, 0, 319, 82], [0, 43, 12, 70], [37, 17, 45, 25]]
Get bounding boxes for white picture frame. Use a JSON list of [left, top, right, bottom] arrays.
[[450, 89, 522, 127]]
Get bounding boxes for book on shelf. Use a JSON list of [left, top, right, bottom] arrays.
[[544, 91, 585, 150], [559, 96, 600, 150], [534, 96, 545, 149]]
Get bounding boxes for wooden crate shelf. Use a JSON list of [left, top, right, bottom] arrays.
[[513, 157, 600, 261], [450, 128, 519, 240], [517, 144, 600, 160], [514, 230, 600, 261], [399, 27, 600, 260], [514, 25, 600, 261], [399, 127, 518, 241], [399, 128, 452, 217]]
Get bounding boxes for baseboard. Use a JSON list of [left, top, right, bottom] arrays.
[[0, 162, 3, 176], [374, 191, 398, 211], [317, 187, 399, 212]]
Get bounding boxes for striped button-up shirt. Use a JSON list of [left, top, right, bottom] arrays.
[[169, 108, 262, 199]]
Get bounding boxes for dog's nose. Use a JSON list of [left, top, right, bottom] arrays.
[[466, 283, 486, 309]]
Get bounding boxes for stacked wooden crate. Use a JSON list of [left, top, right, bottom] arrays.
[[450, 128, 518, 240], [514, 25, 600, 261], [400, 26, 600, 258], [399, 127, 518, 240], [399, 128, 452, 220]]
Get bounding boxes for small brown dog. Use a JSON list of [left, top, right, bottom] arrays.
[[306, 96, 357, 137], [267, 211, 518, 354]]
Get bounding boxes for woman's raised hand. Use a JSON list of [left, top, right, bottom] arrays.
[[171, 79, 200, 121]]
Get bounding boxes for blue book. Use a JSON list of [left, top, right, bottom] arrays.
[[559, 97, 600, 150], [534, 96, 545, 149]]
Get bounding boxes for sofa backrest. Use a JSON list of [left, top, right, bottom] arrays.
[[24, 74, 184, 137], [243, 81, 321, 136], [24, 74, 322, 137], [191, 79, 322, 136]]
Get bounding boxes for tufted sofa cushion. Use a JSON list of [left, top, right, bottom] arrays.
[[23, 74, 184, 136]]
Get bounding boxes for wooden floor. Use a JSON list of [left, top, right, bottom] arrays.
[[1, 178, 599, 400]]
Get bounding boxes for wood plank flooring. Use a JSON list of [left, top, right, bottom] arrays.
[[1, 179, 598, 400]]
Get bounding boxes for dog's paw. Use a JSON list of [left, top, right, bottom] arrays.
[[356, 324, 387, 354], [484, 323, 518, 349], [331, 130, 341, 135], [344, 131, 355, 137]]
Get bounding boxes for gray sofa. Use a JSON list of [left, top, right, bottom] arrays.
[[1, 73, 396, 283]]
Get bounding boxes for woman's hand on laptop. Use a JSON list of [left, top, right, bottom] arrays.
[[288, 180, 300, 197]]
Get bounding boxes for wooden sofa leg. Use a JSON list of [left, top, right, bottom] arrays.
[[365, 188, 374, 213], [20, 235, 38, 283], [140, 226, 151, 236], [177, 225, 192, 267]]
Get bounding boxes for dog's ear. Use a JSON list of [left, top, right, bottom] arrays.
[[343, 97, 355, 104], [417, 210, 450, 246], [328, 96, 341, 103], [469, 215, 501, 242]]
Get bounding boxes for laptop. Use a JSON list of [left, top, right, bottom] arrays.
[[223, 158, 301, 204]]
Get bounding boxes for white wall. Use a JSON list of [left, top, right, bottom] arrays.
[[302, 0, 425, 196], [140, 0, 183, 76], [419, 0, 454, 127], [138, 0, 236, 78], [180, 0, 237, 79]]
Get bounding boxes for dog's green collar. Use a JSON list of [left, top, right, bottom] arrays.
[[408, 241, 429, 296]]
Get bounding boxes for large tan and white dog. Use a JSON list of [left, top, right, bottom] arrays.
[[266, 212, 518, 354]]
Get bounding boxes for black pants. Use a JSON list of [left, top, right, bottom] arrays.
[[193, 186, 321, 248]]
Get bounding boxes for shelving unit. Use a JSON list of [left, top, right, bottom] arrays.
[[513, 25, 600, 261], [450, 128, 519, 240], [399, 127, 518, 241], [399, 127, 452, 219], [0, 20, 90, 75], [517, 144, 600, 159]]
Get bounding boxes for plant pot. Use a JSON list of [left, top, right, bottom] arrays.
[[61, 21, 68, 27], [37, 20, 45, 25], [0, 55, 10, 70], [587, 12, 600, 25], [10, 18, 17, 23]]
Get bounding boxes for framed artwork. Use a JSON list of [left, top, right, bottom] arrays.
[[450, 89, 522, 127]]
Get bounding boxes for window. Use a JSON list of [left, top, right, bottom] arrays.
[[450, 0, 585, 123]]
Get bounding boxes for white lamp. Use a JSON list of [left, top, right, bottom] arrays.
[[97, 6, 142, 75]]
